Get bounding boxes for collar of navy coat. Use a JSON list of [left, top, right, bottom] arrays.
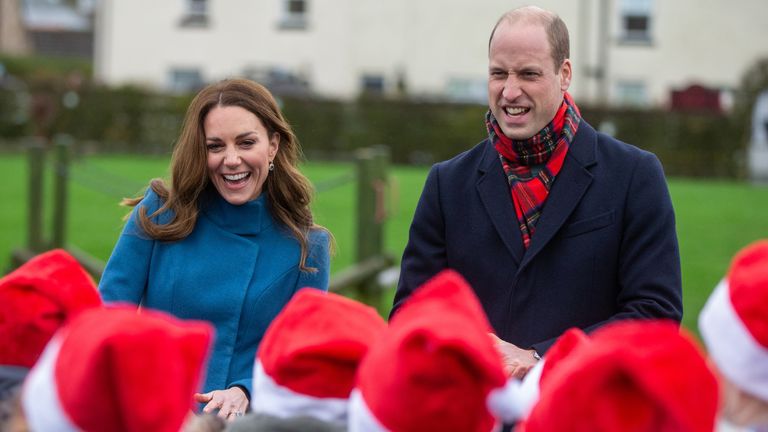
[[475, 121, 598, 270]]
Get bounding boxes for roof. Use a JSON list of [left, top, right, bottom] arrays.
[[23, 0, 91, 31]]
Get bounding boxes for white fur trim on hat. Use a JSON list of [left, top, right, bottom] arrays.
[[21, 335, 78, 432], [348, 389, 389, 432], [699, 279, 768, 401], [487, 379, 525, 424], [251, 361, 348, 425], [488, 358, 545, 424], [519, 357, 543, 413]]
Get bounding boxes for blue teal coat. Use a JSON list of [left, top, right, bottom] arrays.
[[99, 188, 330, 398]]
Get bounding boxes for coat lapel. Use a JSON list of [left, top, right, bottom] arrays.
[[476, 140, 525, 265], [520, 123, 598, 271]]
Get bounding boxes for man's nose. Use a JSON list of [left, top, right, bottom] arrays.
[[502, 74, 522, 100]]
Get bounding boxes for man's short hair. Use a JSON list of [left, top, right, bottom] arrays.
[[488, 6, 570, 72]]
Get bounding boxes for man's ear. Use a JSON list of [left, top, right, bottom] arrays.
[[559, 59, 572, 91]]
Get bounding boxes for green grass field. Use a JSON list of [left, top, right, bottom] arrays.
[[2, 153, 767, 335]]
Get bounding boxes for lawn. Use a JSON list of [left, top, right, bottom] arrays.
[[2, 152, 767, 335]]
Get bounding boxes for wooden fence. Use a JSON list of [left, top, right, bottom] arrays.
[[11, 136, 395, 307]]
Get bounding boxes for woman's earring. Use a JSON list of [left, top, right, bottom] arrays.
[[269, 161, 275, 172]]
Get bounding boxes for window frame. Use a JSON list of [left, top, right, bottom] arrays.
[[618, 0, 653, 44], [278, 0, 309, 30], [179, 0, 209, 28]]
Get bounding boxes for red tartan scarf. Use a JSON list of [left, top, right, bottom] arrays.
[[485, 92, 581, 249]]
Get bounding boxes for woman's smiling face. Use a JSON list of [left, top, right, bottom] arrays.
[[204, 105, 278, 205]]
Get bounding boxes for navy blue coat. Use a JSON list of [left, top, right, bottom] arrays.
[[393, 120, 682, 354]]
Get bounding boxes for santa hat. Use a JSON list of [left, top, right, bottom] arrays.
[[0, 249, 102, 369], [519, 320, 718, 432], [348, 270, 519, 432], [251, 288, 387, 425], [537, 327, 590, 387], [21, 306, 213, 432], [699, 239, 768, 401]]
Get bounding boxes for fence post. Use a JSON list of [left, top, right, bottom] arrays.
[[51, 134, 73, 248], [355, 146, 390, 306], [27, 137, 47, 252]]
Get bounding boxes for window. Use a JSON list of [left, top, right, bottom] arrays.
[[361, 74, 385, 96], [445, 78, 487, 104], [615, 81, 648, 107], [243, 66, 311, 97], [180, 0, 209, 28], [278, 0, 308, 30], [287, 0, 306, 15], [169, 68, 203, 94], [619, 0, 652, 43]]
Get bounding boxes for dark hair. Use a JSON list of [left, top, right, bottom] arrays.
[[125, 78, 329, 271], [488, 6, 570, 71]]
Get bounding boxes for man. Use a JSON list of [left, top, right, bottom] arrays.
[[392, 6, 682, 378]]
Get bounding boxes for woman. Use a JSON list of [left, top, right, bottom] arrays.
[[99, 79, 331, 420]]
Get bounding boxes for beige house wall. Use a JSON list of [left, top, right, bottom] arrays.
[[93, 0, 768, 107], [0, 0, 30, 55]]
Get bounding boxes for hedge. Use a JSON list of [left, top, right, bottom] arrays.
[[0, 84, 748, 178]]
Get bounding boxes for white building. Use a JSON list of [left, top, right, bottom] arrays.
[[93, 0, 768, 107]]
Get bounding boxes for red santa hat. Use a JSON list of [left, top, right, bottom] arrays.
[[21, 306, 213, 432], [0, 249, 102, 368], [537, 327, 590, 388], [251, 288, 387, 424], [348, 270, 519, 432], [518, 320, 719, 432], [699, 239, 768, 401]]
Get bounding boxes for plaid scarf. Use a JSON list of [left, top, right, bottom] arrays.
[[485, 92, 581, 249]]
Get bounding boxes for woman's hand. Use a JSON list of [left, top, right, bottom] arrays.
[[194, 387, 249, 421]]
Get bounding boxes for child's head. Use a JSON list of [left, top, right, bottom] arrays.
[[699, 240, 768, 427]]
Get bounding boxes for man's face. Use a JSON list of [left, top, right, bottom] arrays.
[[488, 20, 571, 140]]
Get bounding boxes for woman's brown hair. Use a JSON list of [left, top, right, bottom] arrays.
[[124, 78, 328, 271]]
